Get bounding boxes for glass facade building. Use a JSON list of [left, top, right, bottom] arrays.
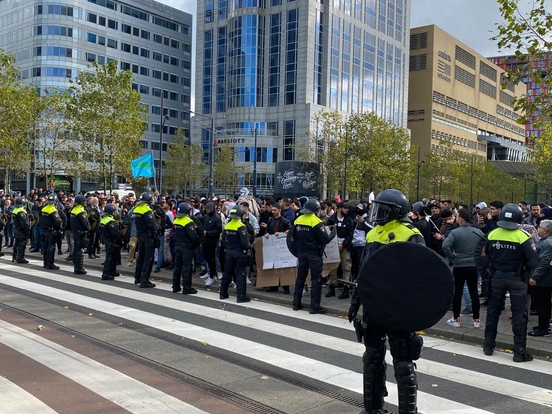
[[195, 0, 411, 194], [0, 0, 192, 192]]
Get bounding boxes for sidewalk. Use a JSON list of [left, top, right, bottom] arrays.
[[24, 249, 552, 359]]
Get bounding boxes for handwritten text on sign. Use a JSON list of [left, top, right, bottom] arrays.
[[262, 227, 340, 270]]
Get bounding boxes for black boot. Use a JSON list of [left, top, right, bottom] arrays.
[[292, 291, 303, 311], [309, 305, 327, 314], [325, 284, 336, 297], [338, 286, 350, 299], [182, 287, 198, 295], [483, 330, 497, 356], [397, 384, 417, 414], [513, 346, 533, 363]]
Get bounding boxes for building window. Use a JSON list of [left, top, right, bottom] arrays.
[[107, 19, 118, 30], [87, 13, 97, 23], [141, 30, 150, 40]]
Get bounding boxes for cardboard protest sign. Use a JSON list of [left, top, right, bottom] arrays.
[[254, 230, 340, 288]]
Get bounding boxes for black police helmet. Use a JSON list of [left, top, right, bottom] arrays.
[[104, 203, 116, 215], [228, 205, 244, 219], [46, 193, 58, 205], [139, 192, 153, 203], [300, 199, 320, 214], [368, 189, 409, 224], [15, 197, 25, 206], [497, 203, 523, 229], [177, 202, 192, 216], [74, 195, 86, 205]]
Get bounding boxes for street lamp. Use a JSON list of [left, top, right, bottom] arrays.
[[253, 127, 258, 198], [416, 160, 425, 201], [158, 95, 170, 194]]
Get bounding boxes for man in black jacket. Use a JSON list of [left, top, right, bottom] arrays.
[[325, 202, 355, 299], [201, 202, 222, 283]]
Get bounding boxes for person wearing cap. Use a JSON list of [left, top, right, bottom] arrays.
[[289, 199, 336, 314], [11, 197, 31, 264], [100, 204, 123, 281], [39, 193, 64, 270], [169, 202, 201, 294], [71, 195, 92, 275], [219, 205, 252, 303], [325, 201, 355, 299], [133, 192, 160, 288], [475, 203, 540, 362]]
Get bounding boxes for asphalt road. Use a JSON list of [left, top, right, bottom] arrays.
[[1, 256, 552, 414]]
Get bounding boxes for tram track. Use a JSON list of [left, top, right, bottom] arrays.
[[0, 286, 364, 413]]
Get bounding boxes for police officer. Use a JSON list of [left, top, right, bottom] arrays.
[[133, 192, 159, 288], [475, 203, 540, 362], [291, 199, 336, 314], [100, 204, 123, 281], [219, 205, 252, 303], [348, 189, 425, 414], [171, 202, 201, 294], [40, 193, 64, 270], [71, 195, 91, 275], [12, 197, 31, 264]]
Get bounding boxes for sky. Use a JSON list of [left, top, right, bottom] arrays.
[[158, 0, 513, 58]]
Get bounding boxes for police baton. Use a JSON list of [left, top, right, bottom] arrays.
[[338, 279, 357, 288]]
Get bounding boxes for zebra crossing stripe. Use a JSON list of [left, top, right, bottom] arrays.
[[0, 320, 209, 414], [0, 272, 499, 414], [0, 375, 58, 414]]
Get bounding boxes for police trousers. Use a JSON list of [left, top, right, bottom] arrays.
[[485, 273, 528, 349], [134, 237, 155, 283], [173, 244, 195, 290], [295, 252, 323, 308]]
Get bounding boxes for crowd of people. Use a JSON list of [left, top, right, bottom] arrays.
[[2, 185, 552, 414]]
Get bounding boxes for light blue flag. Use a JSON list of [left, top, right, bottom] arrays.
[[130, 153, 155, 178]]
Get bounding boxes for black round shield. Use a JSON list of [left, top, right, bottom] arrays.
[[357, 243, 453, 332]]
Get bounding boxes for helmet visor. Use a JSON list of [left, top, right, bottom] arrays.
[[368, 201, 397, 224]]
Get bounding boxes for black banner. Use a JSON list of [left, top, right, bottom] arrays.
[[274, 162, 320, 199]]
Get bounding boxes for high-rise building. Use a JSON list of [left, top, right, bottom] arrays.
[[0, 0, 192, 193], [409, 25, 527, 163], [487, 53, 550, 145], [195, 0, 411, 196]]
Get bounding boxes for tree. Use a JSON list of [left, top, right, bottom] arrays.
[[0, 49, 38, 190], [67, 60, 147, 192], [493, 0, 552, 125], [305, 110, 414, 199], [164, 128, 205, 196], [493, 0, 552, 195], [305, 111, 345, 199], [213, 146, 246, 197], [33, 89, 80, 191]]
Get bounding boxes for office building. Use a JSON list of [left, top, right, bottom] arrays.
[[0, 0, 192, 192], [488, 53, 551, 145], [195, 0, 411, 195], [409, 25, 527, 163]]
